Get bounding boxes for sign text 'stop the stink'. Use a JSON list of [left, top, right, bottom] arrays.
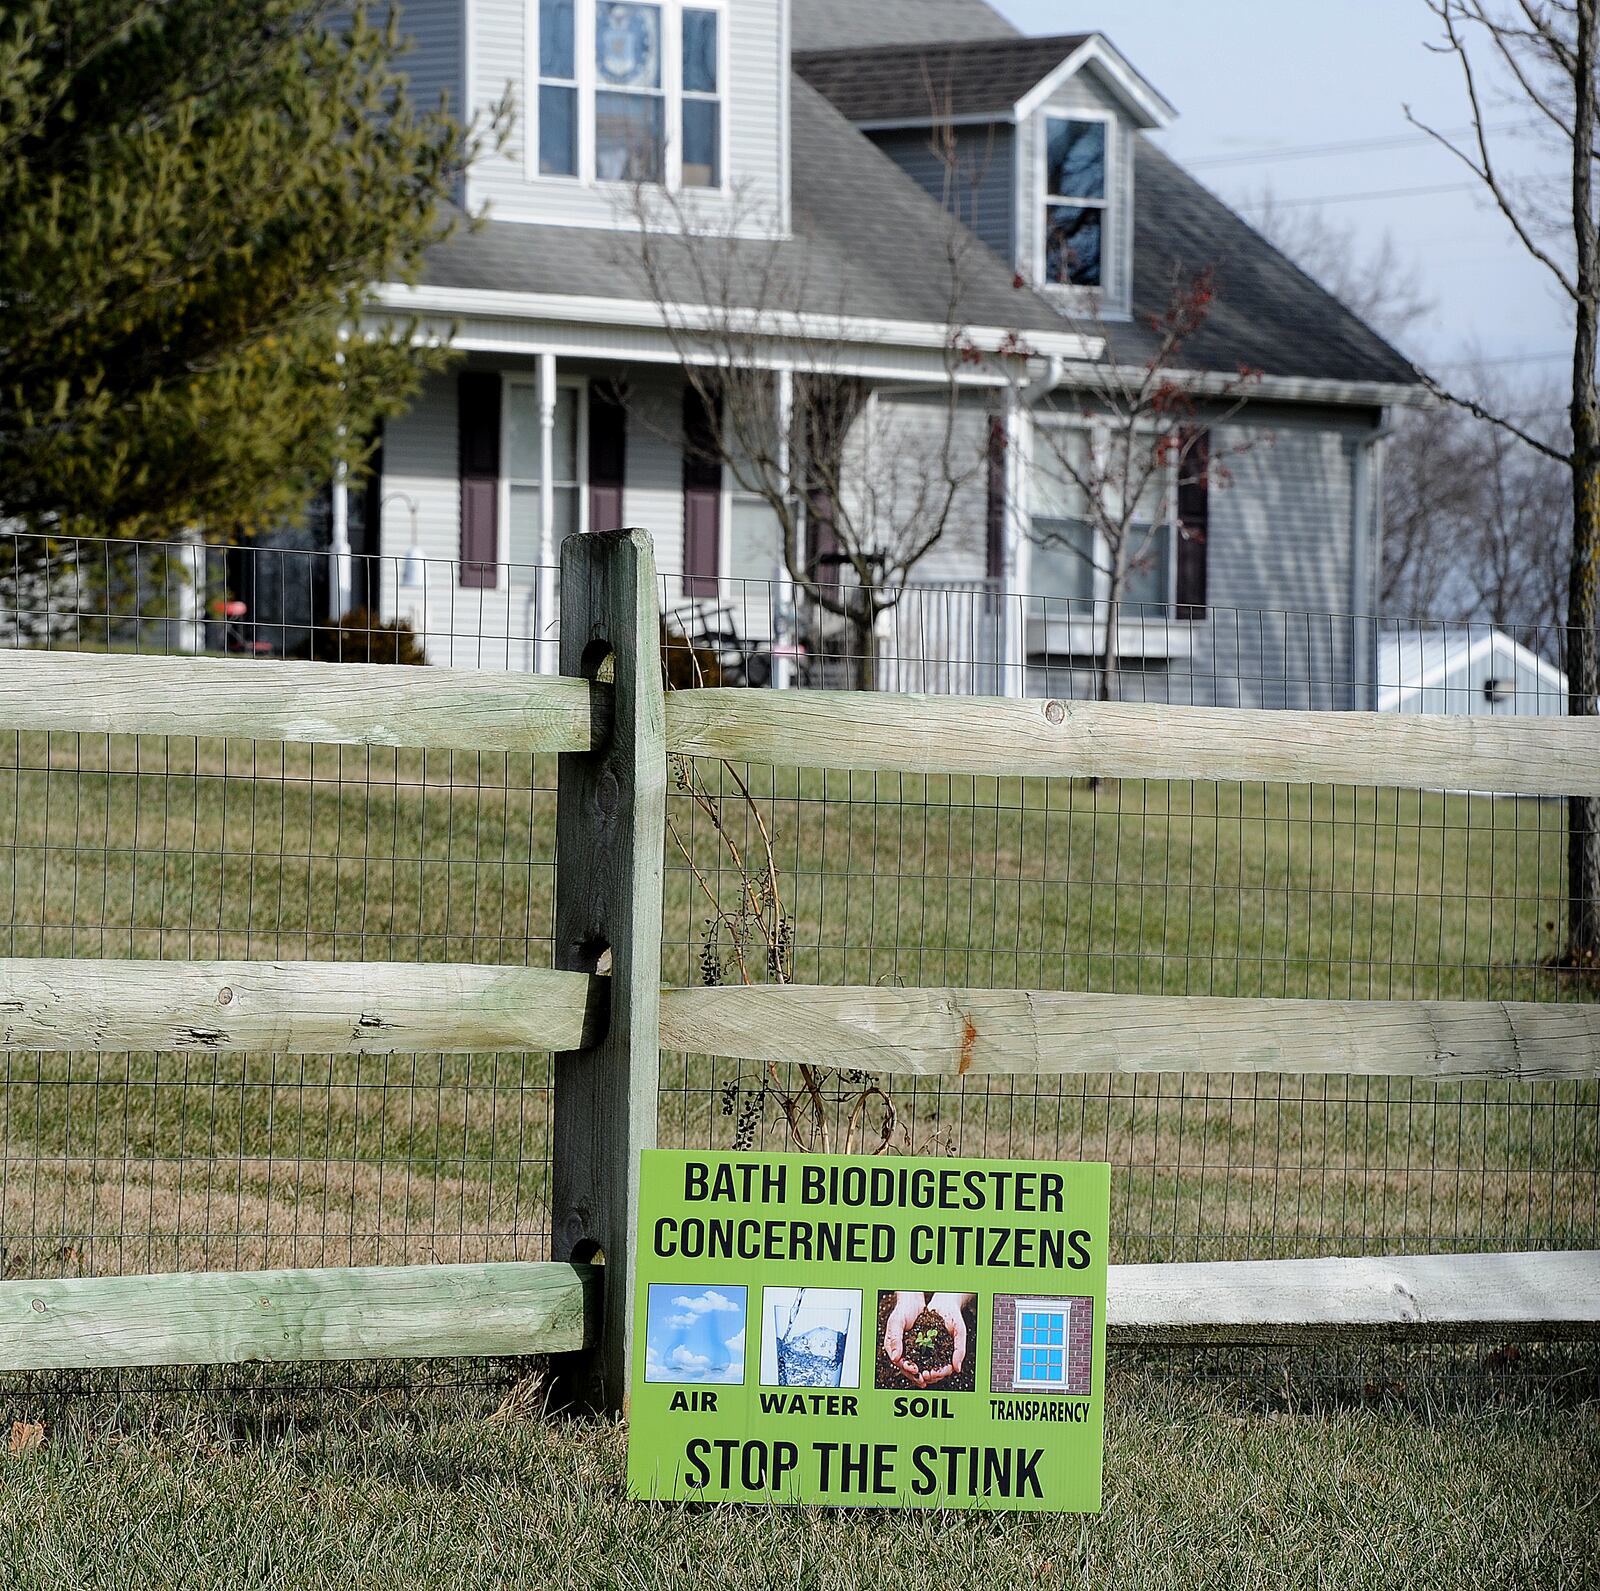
[[627, 1150, 1110, 1512]]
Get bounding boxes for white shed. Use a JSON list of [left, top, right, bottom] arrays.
[[1378, 629, 1567, 717]]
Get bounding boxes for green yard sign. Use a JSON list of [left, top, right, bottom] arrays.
[[627, 1150, 1110, 1512]]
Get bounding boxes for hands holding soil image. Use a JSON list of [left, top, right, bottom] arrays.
[[876, 1290, 978, 1391]]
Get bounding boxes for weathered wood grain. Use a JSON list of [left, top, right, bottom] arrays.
[[1107, 1250, 1600, 1343], [0, 1261, 597, 1371], [11, 963, 1595, 1082], [552, 528, 667, 1413], [657, 984, 1600, 1082], [0, 648, 596, 752], [664, 689, 1600, 794], [0, 958, 603, 1054]]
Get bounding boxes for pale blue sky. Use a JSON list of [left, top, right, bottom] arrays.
[[993, 0, 1571, 389]]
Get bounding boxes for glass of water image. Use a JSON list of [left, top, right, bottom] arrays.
[[771, 1292, 855, 1387]]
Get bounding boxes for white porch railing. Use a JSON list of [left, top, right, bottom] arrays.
[[876, 579, 1005, 696]]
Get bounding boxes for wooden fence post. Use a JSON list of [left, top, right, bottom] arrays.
[[551, 527, 666, 1412]]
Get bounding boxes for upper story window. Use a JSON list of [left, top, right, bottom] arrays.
[[535, 0, 724, 189], [1043, 116, 1107, 289]]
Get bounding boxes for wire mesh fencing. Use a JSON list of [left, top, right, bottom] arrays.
[[2, 534, 562, 1299], [0, 530, 1595, 1413]]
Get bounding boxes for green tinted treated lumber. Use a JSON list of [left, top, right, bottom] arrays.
[[551, 528, 666, 1413], [1107, 1251, 1600, 1344], [658, 984, 1600, 1083], [0, 958, 603, 1053], [664, 689, 1600, 795], [0, 1262, 597, 1371], [0, 648, 597, 752]]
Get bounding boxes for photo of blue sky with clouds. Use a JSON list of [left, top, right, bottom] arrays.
[[644, 1285, 748, 1384]]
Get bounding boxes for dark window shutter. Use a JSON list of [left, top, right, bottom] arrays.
[[682, 386, 721, 596], [458, 373, 500, 589], [589, 384, 627, 535], [985, 415, 1006, 582], [1175, 427, 1209, 619]]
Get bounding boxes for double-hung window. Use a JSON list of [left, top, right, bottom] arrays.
[[538, 0, 579, 176], [1012, 1302, 1071, 1390], [535, 0, 724, 189], [680, 8, 721, 187], [1043, 117, 1107, 289], [1123, 461, 1173, 610], [595, 2, 665, 182], [1030, 426, 1176, 616], [1029, 427, 1096, 606]]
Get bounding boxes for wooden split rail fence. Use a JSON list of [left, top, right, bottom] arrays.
[[0, 529, 1596, 1409]]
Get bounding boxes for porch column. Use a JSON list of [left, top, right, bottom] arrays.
[[1000, 392, 1030, 699], [330, 461, 352, 620], [537, 351, 558, 674], [174, 531, 206, 654], [774, 368, 796, 689]]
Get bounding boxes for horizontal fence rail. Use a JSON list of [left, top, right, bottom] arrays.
[[0, 649, 596, 753], [0, 959, 603, 1055], [8, 968, 1598, 1082], [2, 1252, 1587, 1371], [665, 689, 1600, 793], [658, 986, 1600, 1083], [2, 527, 1597, 1400], [1108, 1252, 1600, 1345], [0, 1262, 597, 1372], [7, 649, 1600, 794]]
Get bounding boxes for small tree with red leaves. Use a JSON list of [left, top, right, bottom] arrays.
[[1025, 267, 1261, 703]]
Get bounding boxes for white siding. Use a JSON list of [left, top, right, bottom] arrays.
[[380, 371, 550, 671], [381, 366, 734, 666], [625, 370, 688, 589], [867, 125, 1016, 264], [464, 0, 788, 234], [1191, 419, 1360, 709], [1017, 412, 1369, 709], [867, 396, 992, 587]]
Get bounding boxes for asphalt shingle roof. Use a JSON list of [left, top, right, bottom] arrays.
[[1110, 140, 1419, 386], [794, 35, 1091, 123], [793, 0, 1017, 51], [419, 77, 1073, 339], [413, 0, 1420, 391]]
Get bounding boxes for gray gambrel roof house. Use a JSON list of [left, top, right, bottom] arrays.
[[331, 0, 1424, 709]]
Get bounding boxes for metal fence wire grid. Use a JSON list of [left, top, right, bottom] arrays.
[[0, 531, 1594, 1409]]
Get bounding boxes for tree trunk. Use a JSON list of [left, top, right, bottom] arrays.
[[1565, 0, 1599, 965], [851, 598, 878, 692], [1567, 460, 1600, 963], [1098, 554, 1126, 704]]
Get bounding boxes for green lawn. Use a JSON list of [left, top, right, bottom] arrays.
[[0, 1370, 1594, 1591], [0, 732, 1595, 1278], [0, 731, 1596, 1584]]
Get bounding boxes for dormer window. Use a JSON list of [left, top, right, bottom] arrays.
[[1043, 116, 1108, 289], [534, 0, 724, 189]]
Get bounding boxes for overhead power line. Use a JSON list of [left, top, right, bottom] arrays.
[[1235, 180, 1483, 210], [1185, 119, 1539, 170], [1430, 350, 1571, 368]]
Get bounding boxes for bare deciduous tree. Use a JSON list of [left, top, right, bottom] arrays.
[[1408, 0, 1599, 967], [1245, 193, 1435, 347], [1024, 268, 1260, 703], [1251, 199, 1573, 650], [617, 183, 1006, 690]]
